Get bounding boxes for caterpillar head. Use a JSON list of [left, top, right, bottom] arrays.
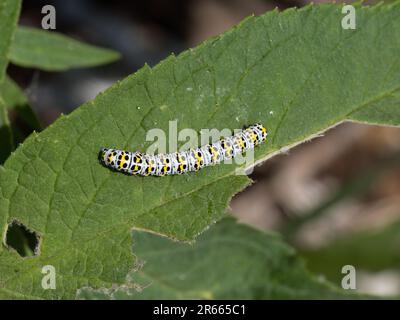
[[253, 123, 268, 141], [259, 124, 268, 140], [99, 148, 117, 167]]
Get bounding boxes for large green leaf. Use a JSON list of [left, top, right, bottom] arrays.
[[0, 0, 20, 83], [78, 218, 354, 299], [1, 3, 400, 299], [9, 26, 120, 71], [0, 0, 21, 163]]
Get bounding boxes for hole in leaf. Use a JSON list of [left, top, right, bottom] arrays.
[[5, 221, 40, 257]]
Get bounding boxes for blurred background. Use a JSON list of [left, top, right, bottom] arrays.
[[9, 0, 400, 297]]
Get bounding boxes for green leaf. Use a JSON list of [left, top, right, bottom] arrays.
[[0, 96, 13, 163], [0, 0, 20, 84], [78, 218, 354, 299], [9, 26, 121, 71], [1, 3, 400, 299], [0, 0, 20, 163], [0, 76, 41, 131]]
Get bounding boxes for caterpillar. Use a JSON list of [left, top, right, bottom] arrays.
[[99, 123, 268, 176]]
